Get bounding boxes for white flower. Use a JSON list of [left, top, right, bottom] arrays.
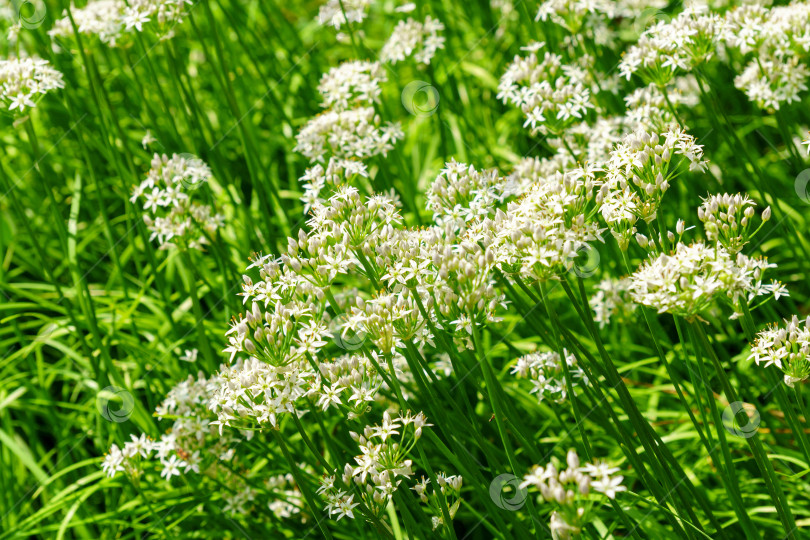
[[317, 0, 371, 29], [380, 16, 445, 65], [131, 153, 223, 250], [749, 316, 810, 387], [318, 61, 387, 111], [123, 434, 153, 459], [179, 349, 198, 363], [333, 494, 359, 520], [102, 444, 126, 477], [160, 454, 186, 480], [318, 382, 345, 411], [141, 130, 157, 148], [591, 474, 626, 499], [294, 107, 403, 162], [511, 349, 587, 403], [630, 241, 786, 318], [0, 58, 64, 113]]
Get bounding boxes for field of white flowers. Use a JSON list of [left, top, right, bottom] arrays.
[[2, 0, 810, 538]]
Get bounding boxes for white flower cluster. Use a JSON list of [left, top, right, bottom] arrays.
[[380, 16, 446, 65], [294, 107, 403, 163], [733, 56, 809, 110], [590, 277, 637, 328], [750, 316, 810, 387], [600, 126, 707, 249], [102, 372, 230, 480], [535, 0, 670, 33], [344, 292, 425, 354], [210, 356, 318, 429], [498, 45, 594, 135], [698, 192, 770, 254], [101, 371, 291, 517], [614, 2, 810, 109], [299, 158, 369, 213], [318, 411, 435, 521], [316, 352, 384, 418], [412, 472, 463, 530], [318, 61, 387, 111], [49, 1, 127, 46], [0, 58, 64, 113], [296, 56, 401, 162], [723, 3, 810, 109], [630, 240, 787, 319], [219, 37, 415, 432], [623, 80, 700, 131], [502, 155, 565, 197], [130, 153, 224, 250], [426, 159, 506, 229], [535, 0, 611, 34], [511, 348, 587, 403], [50, 0, 193, 45], [317, 0, 372, 30], [265, 473, 305, 520], [486, 166, 604, 283], [374, 226, 506, 350], [620, 6, 722, 85], [521, 450, 626, 538], [213, 189, 405, 425]]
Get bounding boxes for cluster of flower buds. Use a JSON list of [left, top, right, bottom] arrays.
[[698, 192, 770, 254], [412, 472, 463, 530], [511, 349, 588, 404], [318, 61, 387, 111], [522, 450, 626, 539]]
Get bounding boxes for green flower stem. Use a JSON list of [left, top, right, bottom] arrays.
[[553, 321, 697, 538], [272, 429, 335, 540], [468, 312, 546, 538], [289, 410, 395, 537], [179, 249, 216, 370], [505, 277, 695, 536], [691, 321, 796, 537], [66, 8, 182, 342], [566, 277, 713, 535], [537, 281, 593, 459], [191, 4, 287, 246], [684, 321, 755, 538], [695, 72, 810, 264], [382, 351, 458, 540]]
